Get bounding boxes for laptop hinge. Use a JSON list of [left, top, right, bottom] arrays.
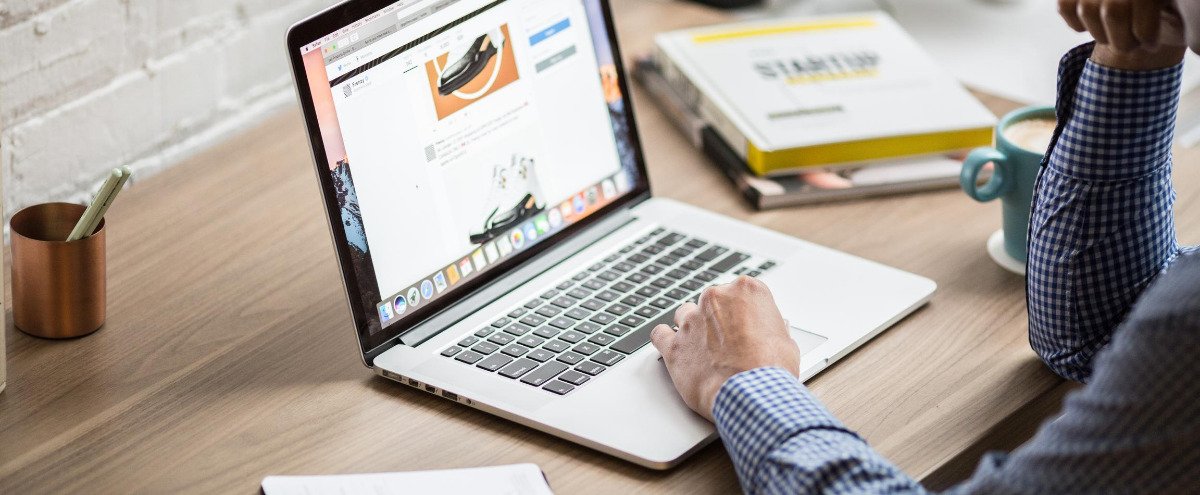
[[391, 203, 645, 350]]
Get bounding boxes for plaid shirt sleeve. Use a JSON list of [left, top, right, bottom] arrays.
[[1026, 42, 1191, 382]]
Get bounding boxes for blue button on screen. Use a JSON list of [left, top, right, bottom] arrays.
[[529, 18, 571, 46]]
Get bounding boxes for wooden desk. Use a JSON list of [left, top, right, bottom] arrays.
[[3, 1, 1198, 493]]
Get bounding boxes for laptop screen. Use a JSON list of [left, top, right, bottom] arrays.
[[293, 0, 646, 353]]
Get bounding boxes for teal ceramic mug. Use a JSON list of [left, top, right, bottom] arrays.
[[960, 105, 1055, 263]]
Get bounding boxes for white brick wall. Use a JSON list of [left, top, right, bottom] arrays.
[[0, 0, 339, 216]]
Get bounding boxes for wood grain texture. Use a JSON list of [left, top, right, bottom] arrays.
[[3, 1, 1198, 493]]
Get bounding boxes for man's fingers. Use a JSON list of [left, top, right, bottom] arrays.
[[650, 324, 675, 360], [674, 301, 698, 328], [1079, 1, 1109, 44], [1131, 2, 1160, 45], [1059, 0, 1087, 31], [1101, 1, 1136, 51]]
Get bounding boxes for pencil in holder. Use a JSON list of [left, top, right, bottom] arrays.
[[10, 202, 106, 339]]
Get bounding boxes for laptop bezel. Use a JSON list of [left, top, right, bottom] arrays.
[[286, 0, 653, 364]]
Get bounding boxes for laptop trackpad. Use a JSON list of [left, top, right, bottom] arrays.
[[789, 325, 828, 356]]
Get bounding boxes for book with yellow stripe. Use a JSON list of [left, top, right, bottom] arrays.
[[653, 12, 996, 176]]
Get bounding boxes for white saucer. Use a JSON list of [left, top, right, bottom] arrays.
[[987, 229, 1026, 275]]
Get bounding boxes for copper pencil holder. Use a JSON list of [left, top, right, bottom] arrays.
[[10, 202, 106, 339]]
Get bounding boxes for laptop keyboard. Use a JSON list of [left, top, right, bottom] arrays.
[[440, 228, 778, 396]]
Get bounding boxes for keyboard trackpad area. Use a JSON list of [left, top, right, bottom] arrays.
[[789, 326, 828, 356]]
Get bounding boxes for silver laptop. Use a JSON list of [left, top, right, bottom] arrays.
[[287, 0, 936, 469]]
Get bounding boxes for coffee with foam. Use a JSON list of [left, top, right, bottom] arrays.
[[1002, 118, 1056, 154]]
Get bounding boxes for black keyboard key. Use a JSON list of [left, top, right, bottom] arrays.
[[567, 288, 592, 299], [499, 358, 539, 379], [475, 327, 495, 338], [651, 227, 666, 235], [733, 267, 748, 275], [605, 304, 632, 316], [670, 248, 693, 258], [524, 299, 543, 309], [598, 270, 620, 282], [642, 245, 665, 255], [695, 246, 728, 261], [583, 279, 606, 290], [551, 297, 576, 308], [501, 344, 530, 357], [542, 380, 575, 395], [472, 342, 501, 354], [612, 281, 636, 293], [666, 269, 689, 280], [575, 361, 607, 376], [536, 306, 562, 318], [657, 233, 686, 246], [641, 264, 664, 275], [665, 289, 689, 301], [520, 362, 569, 386], [559, 330, 585, 343], [635, 307, 659, 319], [604, 325, 632, 337], [491, 318, 511, 328], [695, 271, 718, 282], [458, 336, 479, 347], [557, 351, 585, 365], [588, 333, 616, 346], [657, 255, 681, 266], [590, 313, 616, 325], [455, 350, 485, 364], [441, 346, 462, 357], [604, 254, 620, 263], [611, 310, 676, 355], [711, 252, 751, 273], [549, 317, 574, 329], [650, 297, 675, 309], [488, 333, 515, 345], [682, 279, 704, 290], [619, 315, 646, 327], [572, 272, 590, 281], [556, 280, 574, 290], [527, 349, 555, 362], [681, 260, 703, 271], [543, 340, 571, 353], [519, 315, 546, 327], [747, 270, 762, 277], [591, 350, 625, 366], [573, 342, 600, 355], [613, 262, 635, 273], [558, 370, 590, 385], [532, 327, 559, 339], [506, 323, 533, 336], [517, 335, 545, 348], [588, 262, 605, 272], [581, 299, 605, 311], [477, 354, 513, 371], [636, 286, 660, 297], [595, 289, 620, 302], [759, 261, 777, 270], [685, 239, 708, 248], [575, 321, 602, 334], [565, 308, 591, 320], [651, 278, 674, 289], [628, 253, 650, 263], [541, 289, 559, 299]]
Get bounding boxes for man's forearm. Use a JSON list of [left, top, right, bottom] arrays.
[[1026, 43, 1184, 382], [713, 368, 927, 494]]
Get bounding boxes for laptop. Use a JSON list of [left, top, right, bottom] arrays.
[[287, 0, 936, 469]]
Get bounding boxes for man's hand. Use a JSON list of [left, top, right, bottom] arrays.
[[650, 276, 800, 421], [1058, 0, 1187, 70]]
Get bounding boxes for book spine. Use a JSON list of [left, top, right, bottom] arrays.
[[652, 43, 751, 163]]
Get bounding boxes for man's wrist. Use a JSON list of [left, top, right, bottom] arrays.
[[1091, 43, 1186, 71]]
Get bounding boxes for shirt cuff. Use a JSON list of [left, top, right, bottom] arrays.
[[713, 368, 857, 474], [1046, 43, 1182, 181]]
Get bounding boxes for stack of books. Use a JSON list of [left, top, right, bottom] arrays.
[[638, 12, 996, 209]]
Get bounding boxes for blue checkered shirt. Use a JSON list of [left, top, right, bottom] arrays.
[[712, 44, 1200, 494]]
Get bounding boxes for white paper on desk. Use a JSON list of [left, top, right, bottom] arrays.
[[261, 463, 554, 495]]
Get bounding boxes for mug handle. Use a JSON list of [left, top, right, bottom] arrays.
[[961, 147, 1008, 202]]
